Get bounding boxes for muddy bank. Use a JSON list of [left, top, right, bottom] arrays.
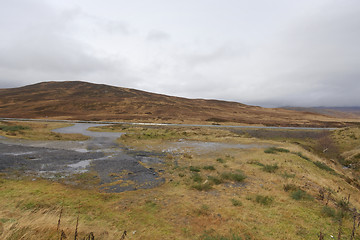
[[0, 123, 165, 193]]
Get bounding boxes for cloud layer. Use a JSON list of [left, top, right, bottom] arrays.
[[1, 0, 359, 107]]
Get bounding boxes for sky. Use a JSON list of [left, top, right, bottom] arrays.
[[1, 0, 359, 107]]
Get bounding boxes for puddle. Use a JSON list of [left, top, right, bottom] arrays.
[[68, 159, 92, 170]]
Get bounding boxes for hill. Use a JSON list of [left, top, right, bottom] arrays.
[[283, 106, 360, 119], [0, 81, 356, 127]]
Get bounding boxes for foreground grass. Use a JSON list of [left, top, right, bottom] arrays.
[[1, 125, 360, 239], [0, 121, 89, 141]]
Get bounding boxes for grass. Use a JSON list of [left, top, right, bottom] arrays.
[[283, 184, 299, 192], [255, 195, 274, 205], [231, 198, 242, 206], [220, 172, 246, 182], [291, 190, 314, 201], [262, 164, 279, 173], [294, 152, 311, 161], [203, 165, 216, 171], [0, 121, 89, 141], [0, 125, 30, 132], [1, 123, 360, 239], [189, 166, 201, 172], [313, 161, 336, 173], [264, 147, 290, 154]]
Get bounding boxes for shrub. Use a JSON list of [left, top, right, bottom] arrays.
[[291, 190, 313, 201], [208, 176, 223, 185], [221, 172, 246, 182], [262, 164, 279, 173], [216, 158, 225, 163], [192, 183, 213, 191], [195, 204, 210, 216], [231, 198, 242, 206], [203, 165, 216, 171], [255, 195, 273, 205], [283, 184, 299, 192], [264, 147, 290, 154], [281, 172, 296, 179], [189, 166, 201, 172], [321, 206, 336, 218], [248, 160, 264, 166], [191, 173, 203, 183]]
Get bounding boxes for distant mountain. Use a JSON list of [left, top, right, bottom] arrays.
[[283, 106, 360, 119], [0, 81, 355, 127]]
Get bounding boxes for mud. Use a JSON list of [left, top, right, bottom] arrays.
[[0, 123, 164, 193]]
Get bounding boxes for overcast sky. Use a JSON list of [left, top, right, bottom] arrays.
[[1, 0, 359, 107]]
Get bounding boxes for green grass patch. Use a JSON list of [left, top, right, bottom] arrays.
[[0, 125, 30, 132], [294, 152, 311, 161], [321, 206, 336, 218], [255, 195, 274, 205], [207, 176, 223, 185], [192, 183, 213, 191], [281, 171, 296, 179], [262, 164, 279, 173], [191, 173, 203, 183], [313, 161, 335, 173], [247, 160, 264, 166], [189, 166, 201, 172], [220, 172, 246, 182], [216, 158, 225, 163], [203, 165, 216, 171], [231, 198, 242, 206], [291, 190, 313, 201], [283, 184, 299, 192], [264, 147, 290, 154]]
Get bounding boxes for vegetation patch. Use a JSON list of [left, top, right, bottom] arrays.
[[262, 164, 279, 173], [264, 147, 290, 154], [291, 190, 313, 201], [203, 165, 216, 171], [220, 172, 246, 182], [207, 176, 223, 185], [255, 195, 274, 205], [231, 198, 242, 206], [191, 173, 203, 183], [192, 182, 213, 191], [0, 125, 30, 132], [283, 184, 299, 192], [189, 166, 201, 172], [294, 152, 311, 161], [313, 161, 336, 173]]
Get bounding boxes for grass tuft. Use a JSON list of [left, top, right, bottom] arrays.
[[203, 165, 216, 171], [255, 195, 274, 205], [231, 198, 242, 206], [220, 172, 246, 182], [262, 164, 279, 173], [189, 166, 201, 172], [291, 190, 313, 201], [264, 147, 290, 154]]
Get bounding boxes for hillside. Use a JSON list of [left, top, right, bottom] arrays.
[[283, 106, 360, 119], [0, 81, 355, 127]]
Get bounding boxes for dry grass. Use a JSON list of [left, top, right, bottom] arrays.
[[0, 121, 89, 141], [1, 125, 360, 239]]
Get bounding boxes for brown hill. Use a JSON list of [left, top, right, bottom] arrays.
[[0, 81, 355, 127]]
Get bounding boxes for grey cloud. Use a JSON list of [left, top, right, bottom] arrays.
[[146, 30, 170, 41], [0, 0, 134, 87]]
